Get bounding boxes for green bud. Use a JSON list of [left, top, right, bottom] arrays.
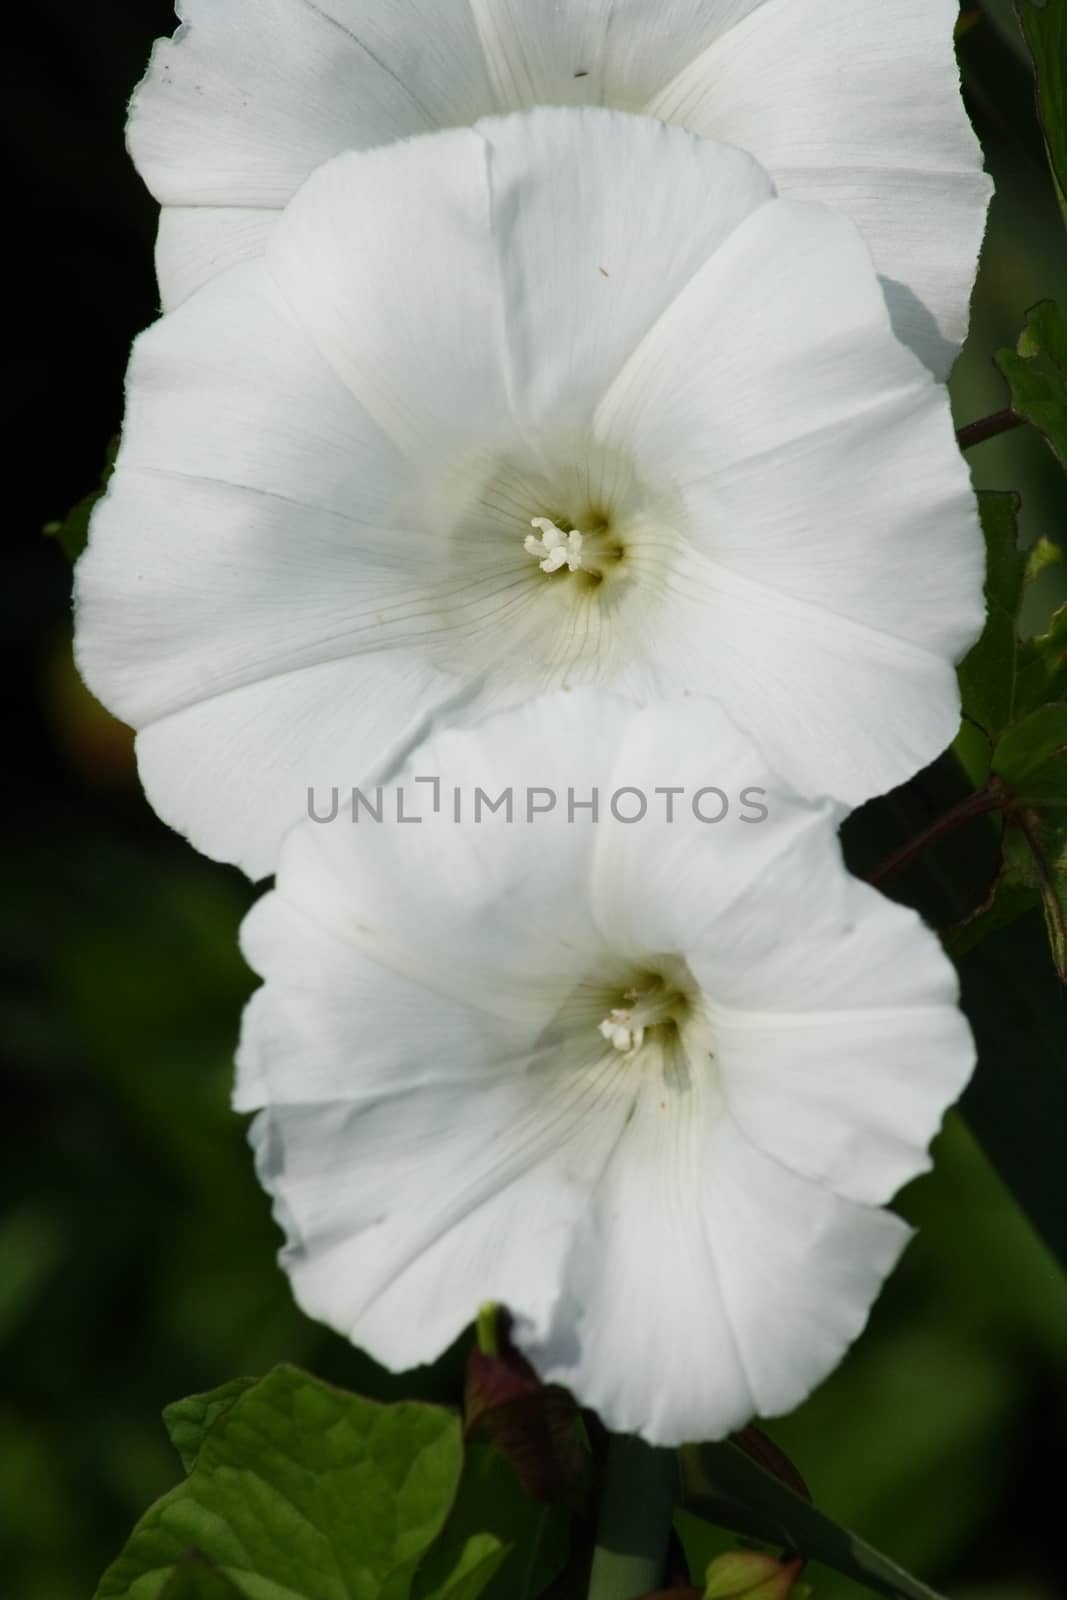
[[704, 1550, 807, 1600]]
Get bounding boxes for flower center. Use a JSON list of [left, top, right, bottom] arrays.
[[523, 515, 623, 581], [598, 977, 685, 1055], [525, 517, 587, 573]]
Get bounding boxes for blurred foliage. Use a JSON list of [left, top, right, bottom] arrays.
[[4, 3, 1066, 1598], [996, 299, 1067, 468], [1013, 0, 1066, 220], [949, 492, 1067, 980]]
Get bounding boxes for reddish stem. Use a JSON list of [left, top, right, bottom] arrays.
[[865, 783, 1006, 888], [956, 408, 1026, 451]]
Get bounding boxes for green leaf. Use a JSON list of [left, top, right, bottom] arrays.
[[158, 1554, 245, 1600], [409, 1534, 506, 1600], [163, 1379, 257, 1474], [945, 790, 1066, 981], [947, 804, 1066, 979], [995, 301, 1067, 468], [956, 916, 1067, 1263], [413, 1444, 569, 1600], [1024, 534, 1064, 584], [43, 436, 118, 562], [953, 488, 1067, 974], [953, 705, 1067, 978], [678, 1441, 948, 1600], [944, 868, 1041, 960], [94, 1365, 467, 1600], [957, 493, 1067, 739], [1014, 600, 1067, 715], [992, 702, 1067, 794], [1015, 0, 1067, 221], [957, 492, 1026, 738], [730, 1428, 811, 1504], [1005, 818, 1065, 974]]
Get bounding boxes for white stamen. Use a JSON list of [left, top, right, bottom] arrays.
[[598, 982, 680, 1054], [599, 1011, 645, 1054], [525, 517, 586, 573]]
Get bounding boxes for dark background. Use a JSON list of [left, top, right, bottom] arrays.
[[3, 3, 1066, 1597]]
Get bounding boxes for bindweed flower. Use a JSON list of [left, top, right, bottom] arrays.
[[130, 0, 991, 375], [75, 111, 983, 877], [235, 690, 975, 1445]]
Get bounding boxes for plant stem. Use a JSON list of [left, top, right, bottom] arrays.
[[955, 408, 1026, 451], [864, 783, 1005, 888], [475, 1302, 501, 1356], [587, 1435, 676, 1600]]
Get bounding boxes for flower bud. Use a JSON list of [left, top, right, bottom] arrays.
[[704, 1550, 808, 1600]]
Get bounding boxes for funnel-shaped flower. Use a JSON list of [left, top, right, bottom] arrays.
[[237, 691, 975, 1445], [76, 112, 984, 877], [130, 0, 991, 374]]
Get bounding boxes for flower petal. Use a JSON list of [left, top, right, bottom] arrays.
[[133, 0, 989, 367], [236, 900, 513, 1115], [81, 113, 984, 866], [626, 557, 970, 808], [154, 205, 276, 309], [580, 700, 975, 1207], [479, 108, 774, 435], [519, 1062, 756, 1444], [465, 0, 763, 112], [266, 127, 518, 463], [582, 702, 975, 1208], [128, 0, 765, 216], [247, 1063, 634, 1371], [75, 256, 537, 873], [691, 831, 975, 1206], [776, 167, 993, 379], [239, 731, 645, 1363], [89, 263, 407, 538], [236, 690, 972, 1437], [523, 1068, 909, 1443], [586, 700, 832, 961], [713, 1004, 974, 1207], [594, 197, 983, 801], [644, 0, 991, 374], [133, 655, 451, 877], [691, 1124, 909, 1423], [238, 689, 633, 1006], [127, 0, 490, 207], [267, 109, 773, 455]]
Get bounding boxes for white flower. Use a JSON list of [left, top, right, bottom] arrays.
[[236, 690, 975, 1445], [75, 111, 984, 878], [130, 0, 991, 375]]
